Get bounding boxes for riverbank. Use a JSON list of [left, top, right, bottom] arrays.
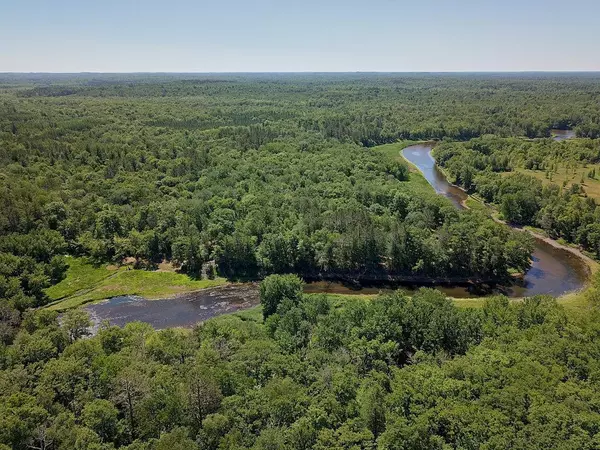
[[46, 139, 598, 317], [45, 257, 226, 311], [46, 256, 510, 312], [423, 151, 599, 279], [441, 176, 599, 279], [401, 142, 595, 300]]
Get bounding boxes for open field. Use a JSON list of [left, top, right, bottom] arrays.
[[45, 257, 226, 311], [44, 257, 125, 301], [516, 165, 600, 200]]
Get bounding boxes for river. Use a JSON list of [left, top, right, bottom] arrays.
[[85, 284, 259, 333], [551, 129, 577, 141], [84, 136, 589, 330], [400, 143, 589, 298]]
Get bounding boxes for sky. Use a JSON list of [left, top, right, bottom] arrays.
[[1, 0, 599, 72]]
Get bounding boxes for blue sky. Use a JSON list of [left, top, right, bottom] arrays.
[[1, 0, 599, 72]]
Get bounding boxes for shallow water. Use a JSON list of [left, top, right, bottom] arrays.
[[85, 284, 259, 332], [551, 129, 577, 141], [401, 144, 588, 298]]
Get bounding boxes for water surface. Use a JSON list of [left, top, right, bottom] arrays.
[[401, 143, 588, 297], [551, 129, 577, 141], [85, 284, 259, 332], [403, 144, 467, 208]]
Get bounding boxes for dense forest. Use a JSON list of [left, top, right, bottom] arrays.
[[6, 73, 589, 341], [2, 275, 600, 449], [434, 136, 600, 256], [2, 73, 600, 448]]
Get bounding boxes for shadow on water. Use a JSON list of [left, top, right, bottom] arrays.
[[551, 129, 576, 141], [304, 280, 510, 298]]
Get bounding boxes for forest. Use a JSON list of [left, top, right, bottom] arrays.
[[1, 73, 600, 448], [2, 275, 600, 449], [1, 73, 569, 340]]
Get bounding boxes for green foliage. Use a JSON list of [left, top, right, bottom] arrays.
[[155, 427, 197, 450], [44, 257, 121, 301], [48, 266, 226, 311], [4, 74, 586, 341], [435, 137, 600, 256], [61, 308, 92, 342], [81, 399, 120, 442], [260, 274, 304, 319], [2, 72, 600, 449], [1, 289, 600, 449]]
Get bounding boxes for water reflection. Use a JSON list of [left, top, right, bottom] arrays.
[[400, 144, 588, 298], [551, 129, 576, 141]]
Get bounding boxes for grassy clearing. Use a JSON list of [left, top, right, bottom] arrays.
[[46, 257, 226, 311], [45, 257, 125, 301], [372, 141, 418, 159], [515, 166, 600, 201]]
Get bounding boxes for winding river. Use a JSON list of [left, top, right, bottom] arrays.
[[401, 143, 589, 298], [84, 134, 591, 330]]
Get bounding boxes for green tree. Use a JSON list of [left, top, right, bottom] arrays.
[[81, 399, 120, 443], [358, 381, 387, 438], [61, 309, 91, 343], [260, 274, 304, 319], [185, 366, 222, 432], [155, 427, 197, 450]]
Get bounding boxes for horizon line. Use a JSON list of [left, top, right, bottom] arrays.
[[2, 70, 600, 75]]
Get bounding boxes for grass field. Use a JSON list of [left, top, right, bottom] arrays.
[[45, 257, 125, 301], [515, 166, 600, 200], [374, 141, 442, 196], [46, 257, 226, 311], [372, 140, 418, 159]]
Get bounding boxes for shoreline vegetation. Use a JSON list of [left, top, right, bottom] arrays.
[[396, 140, 598, 310], [44, 256, 226, 311], [3, 74, 598, 326], [46, 139, 598, 315], [46, 140, 600, 311], [417, 142, 599, 278]]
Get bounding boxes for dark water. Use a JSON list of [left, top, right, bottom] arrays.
[[551, 129, 577, 141], [400, 144, 589, 298], [85, 284, 259, 332], [304, 280, 486, 298]]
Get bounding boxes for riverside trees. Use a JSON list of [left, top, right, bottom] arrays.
[[0, 73, 550, 341], [434, 136, 600, 257], [2, 275, 600, 449]]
